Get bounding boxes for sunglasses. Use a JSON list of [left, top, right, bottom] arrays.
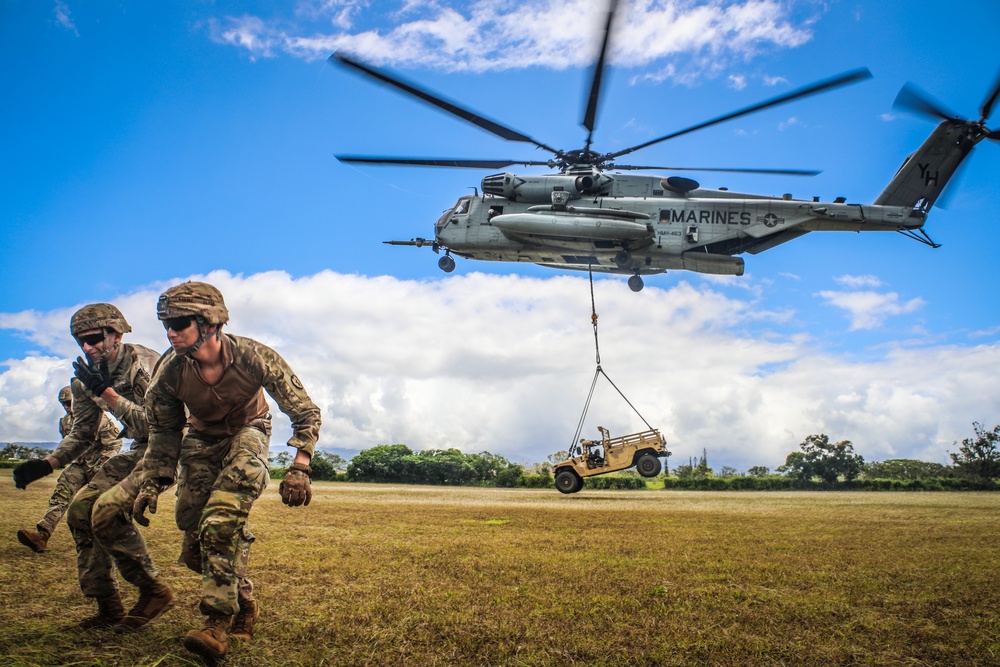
[[76, 332, 106, 347], [162, 316, 196, 332]]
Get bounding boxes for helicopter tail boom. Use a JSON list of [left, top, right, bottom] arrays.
[[874, 120, 982, 215]]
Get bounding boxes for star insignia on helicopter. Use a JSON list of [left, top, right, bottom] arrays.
[[758, 213, 785, 228]]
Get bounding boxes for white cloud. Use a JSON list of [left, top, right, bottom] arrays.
[[835, 274, 883, 288], [207, 0, 815, 79], [777, 115, 801, 131], [1, 271, 997, 471], [53, 0, 79, 36], [817, 289, 925, 330]]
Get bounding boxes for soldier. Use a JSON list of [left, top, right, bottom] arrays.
[[12, 304, 175, 631], [16, 385, 123, 553], [133, 282, 321, 663]]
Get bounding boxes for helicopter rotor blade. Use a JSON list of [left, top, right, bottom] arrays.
[[330, 52, 562, 155], [336, 155, 552, 169], [612, 164, 820, 176], [892, 83, 959, 122], [581, 0, 620, 149], [606, 68, 873, 161], [979, 66, 1000, 121]]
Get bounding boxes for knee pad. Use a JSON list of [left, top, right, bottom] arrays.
[[179, 531, 201, 573], [66, 488, 99, 533]]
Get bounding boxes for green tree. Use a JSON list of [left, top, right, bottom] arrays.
[[864, 459, 949, 480], [493, 463, 524, 488], [268, 451, 292, 469], [779, 434, 865, 483], [747, 465, 770, 477], [672, 463, 694, 479], [547, 450, 569, 465], [949, 422, 1000, 481], [467, 451, 513, 483], [309, 451, 347, 481], [347, 444, 414, 482], [407, 449, 478, 485], [1, 444, 52, 460]]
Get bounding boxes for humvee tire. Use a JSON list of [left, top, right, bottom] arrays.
[[636, 454, 662, 478], [555, 470, 583, 494]]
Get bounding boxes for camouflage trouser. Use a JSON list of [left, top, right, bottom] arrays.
[[36, 460, 95, 539], [66, 445, 160, 599], [175, 420, 270, 616]]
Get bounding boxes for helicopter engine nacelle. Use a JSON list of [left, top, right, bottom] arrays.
[[482, 172, 612, 203]]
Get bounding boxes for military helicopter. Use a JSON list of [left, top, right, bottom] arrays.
[[330, 1, 1000, 292]]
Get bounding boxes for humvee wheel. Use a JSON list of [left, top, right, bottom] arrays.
[[636, 454, 662, 478], [555, 470, 582, 494]]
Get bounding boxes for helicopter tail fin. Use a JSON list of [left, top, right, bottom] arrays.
[[873, 120, 979, 214]]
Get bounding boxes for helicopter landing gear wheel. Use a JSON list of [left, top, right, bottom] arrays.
[[627, 274, 644, 292], [438, 255, 456, 273], [614, 250, 633, 269], [555, 470, 583, 494], [636, 454, 662, 478]]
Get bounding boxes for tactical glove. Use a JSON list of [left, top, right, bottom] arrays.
[[133, 480, 166, 527], [13, 458, 54, 490], [73, 357, 112, 397], [279, 462, 312, 507]]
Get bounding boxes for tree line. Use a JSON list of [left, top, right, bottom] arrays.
[[6, 422, 999, 490]]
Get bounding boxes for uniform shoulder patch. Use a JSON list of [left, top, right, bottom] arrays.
[[290, 374, 305, 390]]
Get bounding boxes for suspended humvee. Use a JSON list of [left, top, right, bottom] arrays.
[[553, 426, 668, 494]]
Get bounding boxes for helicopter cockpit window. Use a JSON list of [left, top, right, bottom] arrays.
[[453, 198, 471, 215]]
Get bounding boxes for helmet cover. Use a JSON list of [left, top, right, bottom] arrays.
[[157, 282, 230, 325], [70, 303, 132, 336]]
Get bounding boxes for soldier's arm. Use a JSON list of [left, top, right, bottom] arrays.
[[142, 368, 186, 484], [49, 380, 102, 468], [110, 392, 148, 441], [97, 413, 124, 458], [251, 341, 321, 459]]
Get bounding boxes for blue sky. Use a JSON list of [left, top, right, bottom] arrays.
[[1, 0, 998, 469]]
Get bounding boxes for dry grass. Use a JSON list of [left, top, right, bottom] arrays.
[[1, 470, 998, 666]]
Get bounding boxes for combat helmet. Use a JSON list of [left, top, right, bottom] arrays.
[[157, 282, 229, 325], [58, 386, 72, 404], [158, 282, 229, 355], [70, 303, 132, 336]]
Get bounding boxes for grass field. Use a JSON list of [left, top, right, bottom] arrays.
[[1, 470, 998, 666]]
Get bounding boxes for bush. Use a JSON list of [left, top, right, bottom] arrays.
[[517, 473, 553, 489], [660, 475, 998, 491], [585, 476, 646, 490]]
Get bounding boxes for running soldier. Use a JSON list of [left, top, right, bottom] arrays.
[[15, 385, 122, 553], [133, 282, 321, 663], [12, 304, 175, 630]]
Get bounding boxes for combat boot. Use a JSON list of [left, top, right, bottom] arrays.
[[229, 597, 260, 641], [78, 593, 126, 629], [113, 579, 176, 632], [16, 529, 49, 553], [183, 612, 233, 663]]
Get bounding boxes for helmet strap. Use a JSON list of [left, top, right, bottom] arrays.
[[97, 329, 121, 362], [175, 316, 218, 356]]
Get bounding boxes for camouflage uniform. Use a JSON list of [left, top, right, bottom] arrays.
[[143, 333, 321, 616], [61, 341, 162, 600], [34, 408, 122, 541]]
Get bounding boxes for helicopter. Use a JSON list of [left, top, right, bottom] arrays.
[[330, 0, 1000, 292]]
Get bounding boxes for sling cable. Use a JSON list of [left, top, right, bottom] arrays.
[[570, 265, 655, 453]]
